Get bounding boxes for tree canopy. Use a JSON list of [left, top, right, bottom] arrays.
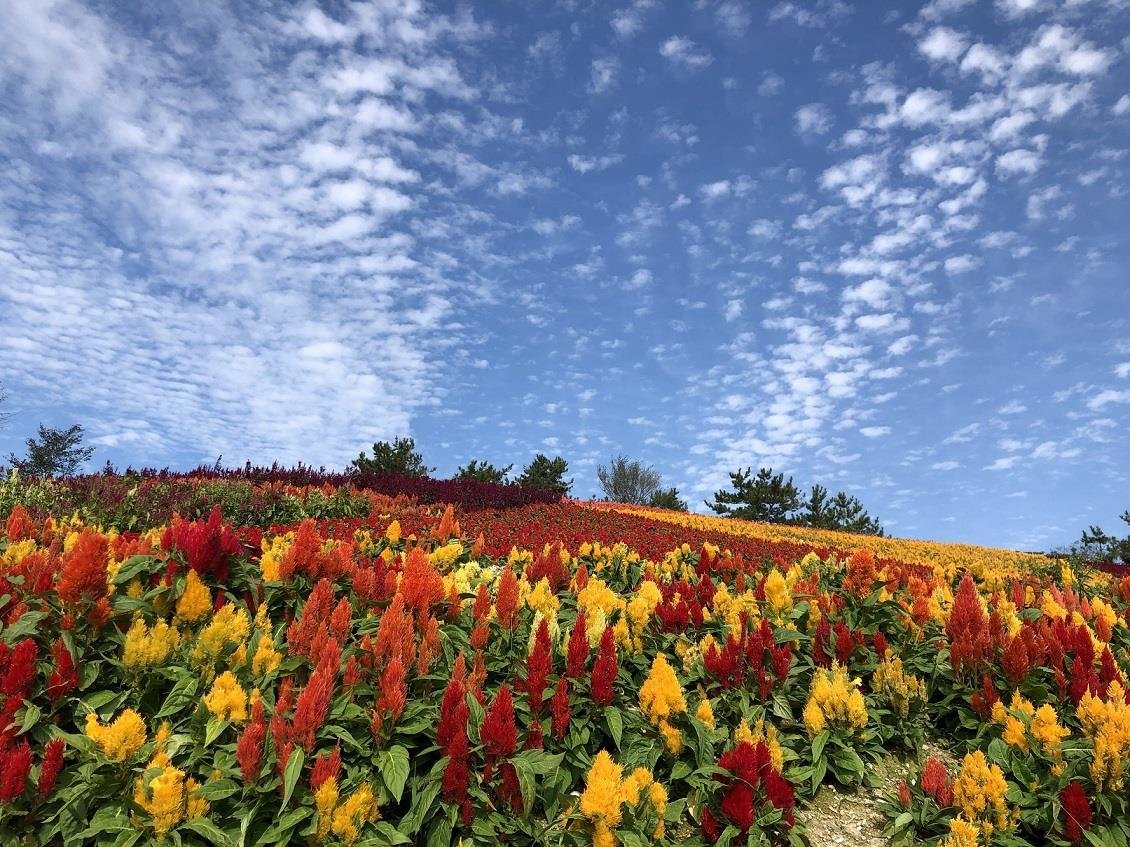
[[596, 454, 663, 504], [8, 423, 95, 477], [516, 454, 572, 495], [707, 467, 883, 535], [349, 437, 433, 477], [453, 459, 513, 484], [648, 487, 688, 512]]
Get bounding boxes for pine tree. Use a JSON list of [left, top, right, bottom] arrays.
[[453, 459, 513, 484], [349, 437, 432, 477], [516, 454, 572, 495]]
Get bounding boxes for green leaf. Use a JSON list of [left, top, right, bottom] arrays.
[[204, 718, 229, 747], [281, 748, 305, 812], [377, 745, 411, 804], [811, 730, 829, 762], [255, 808, 311, 846], [113, 554, 159, 585], [195, 779, 240, 801], [77, 807, 132, 839], [670, 761, 693, 781], [156, 673, 199, 719], [2, 610, 46, 643], [399, 777, 442, 836], [605, 707, 623, 749], [17, 702, 41, 735], [181, 819, 233, 846], [425, 813, 454, 847], [369, 822, 412, 845]]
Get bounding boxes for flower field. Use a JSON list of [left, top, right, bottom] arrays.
[[1, 473, 1129, 846]]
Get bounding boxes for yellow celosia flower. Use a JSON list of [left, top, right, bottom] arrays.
[[385, 520, 401, 545], [429, 541, 462, 571], [804, 663, 868, 737], [176, 570, 212, 622], [1029, 704, 1069, 760], [578, 578, 624, 622], [1077, 682, 1130, 790], [943, 816, 981, 847], [252, 635, 282, 677], [580, 750, 625, 829], [639, 653, 687, 726], [626, 581, 662, 632], [185, 778, 208, 820], [86, 709, 147, 760], [203, 671, 248, 723], [871, 654, 926, 719], [526, 577, 560, 619], [259, 533, 293, 582], [952, 751, 1012, 832], [763, 569, 792, 618], [134, 761, 185, 837], [695, 692, 715, 729], [123, 617, 181, 669], [315, 777, 340, 841], [331, 783, 379, 844], [193, 604, 251, 664]]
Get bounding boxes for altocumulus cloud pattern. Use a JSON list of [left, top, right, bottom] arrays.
[[0, 0, 1128, 549]]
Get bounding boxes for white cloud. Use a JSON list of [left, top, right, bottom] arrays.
[[724, 299, 743, 321], [998, 400, 1028, 414], [919, 27, 967, 62], [944, 254, 979, 274], [1112, 95, 1130, 116], [759, 73, 784, 96], [842, 279, 893, 309], [1115, 363, 1130, 378], [568, 153, 624, 173], [996, 148, 1042, 176], [984, 456, 1020, 471], [589, 58, 619, 93], [1088, 390, 1130, 410], [932, 460, 961, 470], [795, 103, 833, 135], [860, 426, 891, 438], [659, 36, 713, 70]]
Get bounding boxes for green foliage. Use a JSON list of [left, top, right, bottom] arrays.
[[708, 468, 883, 535], [596, 455, 663, 505], [7, 423, 95, 477], [349, 436, 433, 477], [707, 467, 800, 523], [648, 487, 688, 512], [516, 454, 572, 495], [454, 459, 513, 484], [1072, 513, 1130, 563]]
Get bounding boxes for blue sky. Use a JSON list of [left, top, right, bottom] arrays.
[[1, 0, 1128, 549]]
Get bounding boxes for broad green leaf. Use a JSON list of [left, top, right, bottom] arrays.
[[113, 554, 159, 585], [156, 675, 199, 719], [2, 611, 46, 643], [181, 819, 233, 846], [369, 822, 412, 845], [204, 718, 229, 747], [17, 702, 41, 735], [281, 748, 305, 812], [399, 777, 442, 836], [377, 745, 411, 803], [605, 708, 623, 749]]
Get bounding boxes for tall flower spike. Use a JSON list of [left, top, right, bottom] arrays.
[[591, 627, 618, 707]]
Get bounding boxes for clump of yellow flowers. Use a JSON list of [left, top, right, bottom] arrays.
[[763, 569, 792, 619], [639, 653, 687, 753], [579, 750, 667, 847], [203, 671, 249, 723], [132, 724, 208, 837], [86, 708, 147, 760], [175, 570, 212, 623], [123, 617, 181, 669], [803, 663, 867, 737], [315, 780, 380, 845], [948, 750, 1016, 841], [1076, 681, 1130, 790], [871, 653, 926, 719], [192, 604, 250, 665]]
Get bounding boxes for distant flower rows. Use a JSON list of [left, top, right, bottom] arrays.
[[0, 475, 1127, 846]]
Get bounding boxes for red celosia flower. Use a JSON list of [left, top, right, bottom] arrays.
[[523, 619, 553, 715], [495, 565, 520, 630], [472, 582, 492, 622], [1, 639, 37, 699], [417, 614, 441, 677], [436, 655, 469, 751], [286, 578, 335, 662], [237, 699, 266, 784], [481, 685, 517, 763], [0, 740, 31, 803], [377, 657, 407, 728], [946, 573, 991, 679], [5, 506, 35, 543], [497, 762, 524, 813], [45, 638, 78, 703], [566, 609, 589, 679], [897, 780, 911, 809], [56, 528, 110, 605], [371, 593, 416, 673], [37, 738, 65, 797], [162, 506, 241, 581], [525, 719, 544, 751], [551, 677, 571, 741], [919, 757, 951, 806], [1061, 782, 1092, 845], [441, 721, 472, 825], [590, 627, 618, 707], [470, 622, 489, 650], [343, 655, 362, 689], [764, 770, 795, 826], [812, 618, 832, 668], [310, 746, 341, 791], [873, 630, 888, 658], [400, 547, 445, 620]]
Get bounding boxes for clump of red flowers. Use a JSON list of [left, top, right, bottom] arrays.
[[162, 506, 241, 581], [1060, 782, 1092, 845], [701, 741, 795, 842]]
